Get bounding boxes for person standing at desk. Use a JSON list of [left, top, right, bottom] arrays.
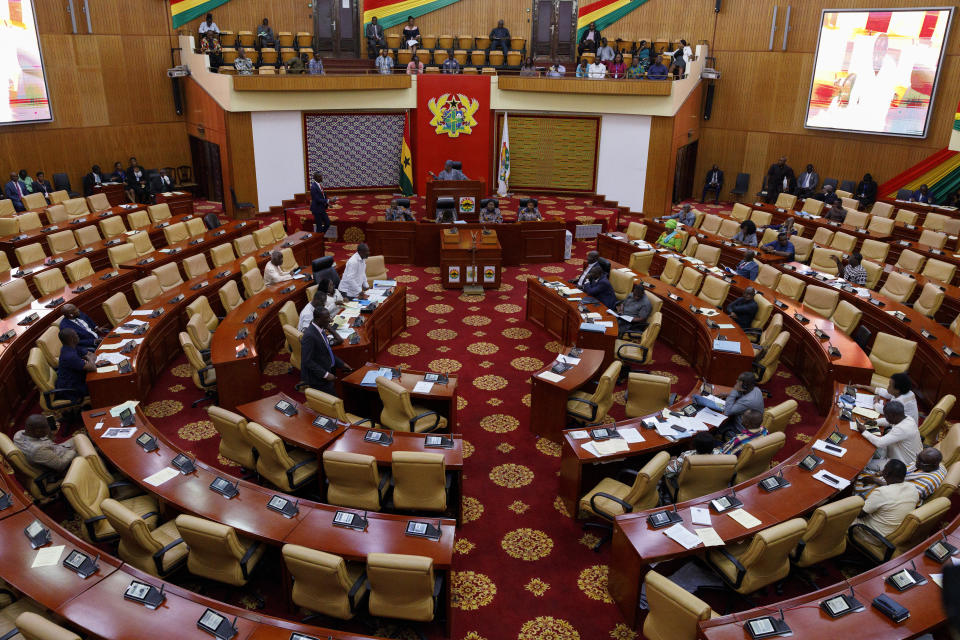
[[435, 160, 468, 180], [582, 265, 617, 310], [301, 308, 350, 394], [57, 329, 95, 403], [338, 243, 370, 299], [13, 414, 76, 472], [310, 172, 337, 235], [264, 250, 294, 285], [60, 304, 107, 354]]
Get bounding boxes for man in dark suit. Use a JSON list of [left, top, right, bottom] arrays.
[[310, 172, 338, 235], [60, 304, 107, 354], [4, 172, 26, 211], [365, 16, 385, 57], [911, 184, 931, 204], [81, 165, 104, 197], [582, 265, 618, 310], [701, 164, 724, 204], [33, 171, 53, 200], [301, 307, 351, 394], [762, 156, 795, 203], [152, 169, 174, 193], [126, 165, 150, 203]]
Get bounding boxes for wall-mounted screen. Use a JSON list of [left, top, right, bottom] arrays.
[[805, 8, 953, 138], [1, 0, 52, 125]]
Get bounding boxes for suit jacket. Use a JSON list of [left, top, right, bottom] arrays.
[[796, 171, 819, 191], [33, 179, 52, 196], [82, 172, 104, 197], [856, 180, 877, 202], [3, 181, 25, 210], [765, 164, 795, 192], [912, 190, 930, 203], [60, 312, 100, 352], [365, 23, 384, 42], [301, 323, 346, 388], [310, 182, 329, 215], [153, 175, 174, 192], [584, 276, 618, 310], [704, 169, 724, 188], [127, 171, 148, 191]]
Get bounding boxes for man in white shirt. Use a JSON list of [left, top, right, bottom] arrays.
[[298, 290, 326, 333], [263, 251, 294, 286], [588, 61, 607, 78], [872, 373, 919, 424], [198, 13, 219, 35], [858, 401, 922, 473], [338, 243, 370, 298], [572, 251, 601, 289], [853, 459, 919, 538]]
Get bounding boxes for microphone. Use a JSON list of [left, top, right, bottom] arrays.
[[778, 608, 785, 623], [159, 583, 165, 598], [230, 616, 238, 632], [233, 478, 240, 492]]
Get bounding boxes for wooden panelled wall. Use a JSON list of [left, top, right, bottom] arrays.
[[0, 0, 189, 189]]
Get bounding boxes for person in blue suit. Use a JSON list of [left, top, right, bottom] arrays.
[[583, 265, 618, 310], [4, 172, 26, 211], [310, 172, 338, 235], [912, 184, 931, 204], [59, 304, 107, 354]]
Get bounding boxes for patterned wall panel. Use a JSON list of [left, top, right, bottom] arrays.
[[304, 113, 405, 189], [497, 115, 600, 192]]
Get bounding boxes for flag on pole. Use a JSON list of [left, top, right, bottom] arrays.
[[497, 114, 510, 197], [400, 113, 414, 196], [170, 0, 231, 29]]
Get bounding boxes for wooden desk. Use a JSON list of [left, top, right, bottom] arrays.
[[609, 384, 876, 627], [885, 237, 960, 286], [237, 392, 348, 453], [153, 190, 194, 216], [877, 262, 960, 324], [439, 228, 501, 288], [530, 347, 605, 441], [341, 364, 458, 433], [91, 182, 126, 207], [0, 472, 31, 520], [425, 179, 485, 223]]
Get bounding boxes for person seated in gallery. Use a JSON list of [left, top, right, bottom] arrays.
[[365, 16, 386, 57], [385, 199, 415, 221], [578, 22, 600, 56], [489, 20, 511, 57], [647, 56, 669, 80], [402, 16, 421, 49], [442, 50, 461, 74], [518, 199, 542, 221], [256, 18, 276, 48], [479, 199, 502, 224]]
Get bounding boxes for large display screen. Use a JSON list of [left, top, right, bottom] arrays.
[[1, 0, 52, 125], [805, 8, 953, 138]]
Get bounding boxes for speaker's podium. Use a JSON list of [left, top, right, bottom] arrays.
[[426, 179, 485, 222], [440, 228, 502, 290]]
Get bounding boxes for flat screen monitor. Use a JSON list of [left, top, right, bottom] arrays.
[[0, 0, 52, 125], [805, 8, 953, 138]]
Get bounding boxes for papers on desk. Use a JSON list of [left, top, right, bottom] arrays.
[[342, 301, 361, 309], [855, 393, 875, 408], [594, 439, 630, 456], [96, 366, 118, 374], [569, 430, 590, 440], [556, 354, 581, 366], [854, 287, 871, 298], [619, 427, 644, 444], [697, 408, 726, 427], [94, 422, 104, 431], [537, 371, 565, 383], [712, 339, 742, 354], [130, 310, 153, 316], [335, 328, 354, 340], [372, 280, 396, 288], [109, 400, 138, 417], [812, 439, 847, 458], [32, 545, 65, 568], [852, 406, 881, 420], [413, 381, 434, 394], [695, 527, 725, 547], [580, 323, 608, 333], [813, 470, 850, 490], [97, 352, 130, 365], [715, 323, 736, 329], [559, 287, 581, 296], [664, 523, 702, 550], [931, 573, 943, 588], [727, 508, 762, 529], [101, 427, 137, 439], [690, 507, 712, 526], [361, 368, 394, 386], [699, 308, 720, 317], [144, 468, 179, 487], [582, 312, 603, 321], [612, 313, 634, 323]]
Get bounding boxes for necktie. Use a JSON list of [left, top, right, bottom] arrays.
[[16, 183, 22, 197], [320, 327, 334, 362]]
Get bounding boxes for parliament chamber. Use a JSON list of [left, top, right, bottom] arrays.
[[1, 0, 960, 639]]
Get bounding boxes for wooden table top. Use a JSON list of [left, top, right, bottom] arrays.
[[327, 425, 464, 467], [440, 227, 502, 251], [342, 363, 458, 401], [237, 392, 348, 453], [117, 222, 249, 273], [531, 347, 605, 392], [0, 205, 146, 254]]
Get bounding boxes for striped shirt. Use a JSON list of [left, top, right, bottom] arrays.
[[842, 264, 867, 285], [721, 426, 768, 455], [856, 463, 946, 500]]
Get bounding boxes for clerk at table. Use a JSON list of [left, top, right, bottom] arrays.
[[13, 414, 77, 472], [338, 243, 370, 299], [57, 329, 96, 403], [518, 200, 542, 221], [264, 250, 294, 286], [301, 307, 351, 394], [60, 304, 107, 354]]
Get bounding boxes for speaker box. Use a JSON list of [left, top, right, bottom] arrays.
[[704, 83, 715, 120], [171, 77, 183, 116], [715, 0, 722, 12]]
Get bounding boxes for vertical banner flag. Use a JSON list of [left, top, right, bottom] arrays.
[[170, 0, 232, 29], [576, 0, 653, 40], [497, 113, 510, 197], [400, 113, 414, 196]]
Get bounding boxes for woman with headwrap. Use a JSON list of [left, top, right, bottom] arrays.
[[656, 218, 684, 251]]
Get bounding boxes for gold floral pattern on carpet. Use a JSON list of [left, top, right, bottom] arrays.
[[518, 617, 580, 640], [486, 395, 501, 403], [143, 400, 183, 418], [467, 342, 499, 355], [406, 316, 420, 327], [426, 303, 454, 314], [578, 565, 614, 603], [342, 227, 364, 243], [544, 341, 564, 353], [405, 293, 420, 303], [649, 370, 680, 384], [494, 303, 522, 314], [217, 454, 240, 467], [428, 358, 462, 373], [462, 496, 484, 523], [785, 384, 813, 402], [387, 343, 420, 356], [451, 571, 497, 610], [427, 328, 458, 341], [461, 633, 487, 640], [462, 440, 475, 458], [540, 265, 565, 273], [394, 274, 419, 283], [536, 438, 562, 457], [609, 623, 638, 639], [455, 538, 476, 555], [473, 375, 508, 391], [522, 393, 531, 407], [671, 354, 690, 366], [459, 293, 485, 302], [502, 327, 532, 339], [497, 442, 515, 454], [462, 315, 492, 326], [457, 396, 468, 410], [263, 360, 290, 376], [525, 578, 550, 596], [177, 420, 216, 441], [509, 500, 529, 514], [168, 384, 185, 393], [501, 528, 554, 561], [425, 283, 445, 292], [579, 533, 602, 549], [553, 495, 571, 517], [489, 463, 534, 488], [480, 414, 519, 433], [171, 364, 193, 378], [511, 357, 544, 371]]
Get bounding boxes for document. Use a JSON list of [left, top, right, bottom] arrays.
[[931, 573, 943, 588], [619, 427, 644, 444], [102, 427, 137, 439], [130, 310, 153, 316], [97, 352, 130, 365], [94, 422, 104, 431], [594, 439, 630, 456], [613, 314, 634, 323], [663, 523, 702, 550], [812, 470, 850, 490], [697, 408, 726, 427], [727, 509, 762, 529], [712, 339, 742, 354], [716, 323, 736, 329], [98, 342, 127, 351], [855, 393, 875, 408], [812, 439, 847, 458], [690, 507, 712, 526], [96, 365, 118, 374], [412, 381, 434, 394], [852, 406, 881, 420], [556, 354, 581, 366], [569, 430, 590, 440], [372, 280, 396, 288], [144, 468, 179, 487], [700, 308, 719, 317], [654, 422, 683, 440], [109, 400, 139, 417], [580, 441, 603, 458], [336, 329, 354, 340], [695, 527, 725, 547], [537, 371, 565, 383], [32, 545, 65, 568]]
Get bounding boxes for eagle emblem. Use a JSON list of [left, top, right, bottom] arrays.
[[427, 93, 480, 137]]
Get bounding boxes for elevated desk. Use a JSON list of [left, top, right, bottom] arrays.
[[341, 364, 458, 433], [439, 228, 501, 288], [153, 191, 194, 217], [425, 179, 485, 223], [91, 182, 126, 207], [530, 347, 605, 441]]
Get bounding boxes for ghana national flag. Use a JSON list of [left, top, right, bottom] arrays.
[[363, 0, 463, 30], [400, 114, 414, 196], [170, 0, 231, 29], [577, 0, 652, 40]]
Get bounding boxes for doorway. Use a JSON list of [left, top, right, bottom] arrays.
[[313, 0, 360, 57], [189, 135, 223, 204], [673, 141, 698, 204], [531, 0, 577, 61]]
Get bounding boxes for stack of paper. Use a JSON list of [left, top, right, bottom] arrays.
[[690, 507, 712, 526], [537, 371, 565, 383], [32, 545, 65, 568], [130, 310, 153, 317], [619, 427, 644, 444], [727, 509, 762, 529], [712, 339, 742, 354], [812, 440, 847, 458], [593, 439, 630, 456], [372, 280, 396, 288], [412, 381, 434, 394], [569, 430, 589, 439], [97, 352, 130, 365], [556, 354, 581, 366], [813, 470, 850, 490], [855, 393, 876, 408], [664, 523, 702, 549], [144, 468, 179, 487], [695, 528, 724, 547], [579, 323, 608, 333], [697, 408, 726, 427]]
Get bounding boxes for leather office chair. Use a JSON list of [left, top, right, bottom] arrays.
[[207, 406, 256, 470], [73, 225, 100, 248], [792, 495, 864, 568], [0, 250, 9, 275], [870, 201, 893, 218], [643, 570, 714, 640], [99, 215, 127, 238], [694, 245, 722, 267], [699, 214, 722, 235], [33, 270, 66, 297], [894, 208, 918, 225], [162, 222, 189, 245], [102, 292, 132, 327], [245, 421, 318, 492], [147, 203, 172, 223], [152, 263, 183, 292], [366, 553, 441, 623], [929, 462, 960, 502], [920, 258, 956, 284], [707, 518, 807, 594], [0, 432, 62, 503], [859, 239, 889, 264], [16, 211, 42, 231], [717, 219, 740, 239], [232, 234, 257, 257], [71, 432, 138, 500], [919, 229, 947, 250], [567, 361, 620, 426], [14, 243, 45, 266], [133, 275, 162, 305], [849, 497, 950, 563], [895, 249, 925, 273], [107, 243, 136, 269], [62, 198, 88, 218], [952, 313, 960, 337], [21, 192, 46, 210], [239, 256, 257, 275], [829, 232, 856, 254], [322, 450, 389, 510], [862, 259, 883, 289], [755, 264, 780, 290], [625, 372, 671, 418], [609, 268, 634, 301], [670, 454, 738, 503], [682, 237, 698, 258], [750, 210, 772, 227], [129, 231, 154, 256], [868, 332, 917, 388], [751, 312, 781, 350], [761, 399, 797, 434], [755, 331, 788, 384], [912, 282, 944, 318], [774, 274, 805, 301], [377, 377, 447, 433], [0, 278, 36, 314], [391, 451, 448, 512], [35, 325, 62, 368], [179, 332, 216, 406], [282, 545, 368, 620], [47, 230, 77, 254], [626, 222, 647, 241], [791, 237, 813, 263], [62, 456, 159, 542], [748, 296, 773, 339], [305, 389, 370, 426], [186, 296, 219, 332], [183, 253, 210, 280], [241, 268, 265, 298], [365, 255, 388, 285], [844, 210, 869, 229], [839, 196, 858, 210], [186, 314, 213, 352], [101, 498, 187, 577], [676, 267, 704, 295], [919, 394, 954, 446], [659, 257, 683, 286], [629, 250, 655, 275], [830, 300, 862, 337], [730, 203, 752, 221], [48, 189, 69, 204], [281, 325, 302, 374], [808, 248, 842, 275], [218, 280, 243, 313], [186, 217, 207, 237], [252, 227, 274, 249], [774, 193, 796, 209], [801, 285, 839, 317], [878, 271, 916, 303], [865, 216, 894, 235], [278, 300, 297, 330], [579, 451, 669, 551], [210, 243, 235, 267], [922, 212, 947, 231], [174, 514, 265, 586], [697, 276, 729, 308], [732, 432, 785, 483], [312, 256, 340, 288], [13, 613, 81, 640], [269, 220, 286, 242], [937, 424, 960, 467], [799, 198, 824, 216]]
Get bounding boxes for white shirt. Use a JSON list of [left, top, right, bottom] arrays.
[[338, 253, 368, 298], [198, 21, 219, 34], [873, 389, 919, 424], [588, 63, 607, 79], [576, 263, 596, 288], [298, 292, 343, 332], [264, 261, 292, 286], [861, 416, 922, 467], [858, 482, 919, 538]]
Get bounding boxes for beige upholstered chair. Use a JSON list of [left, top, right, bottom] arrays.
[[870, 201, 893, 218], [643, 570, 714, 640], [241, 267, 265, 298], [62, 456, 159, 542], [376, 376, 447, 432], [659, 257, 683, 286], [33, 269, 66, 297], [751, 210, 772, 227], [186, 295, 218, 332], [752, 312, 782, 351], [877, 271, 916, 303], [761, 399, 797, 434], [629, 250, 655, 274], [269, 219, 286, 241], [47, 230, 78, 254], [0, 278, 35, 314], [671, 454, 737, 502], [792, 236, 814, 263], [609, 268, 634, 301], [793, 495, 864, 567], [707, 518, 807, 593], [22, 192, 47, 210], [755, 331, 788, 383], [829, 300, 862, 336], [147, 203, 172, 223], [919, 394, 954, 445], [207, 406, 256, 470], [733, 432, 785, 483], [232, 234, 256, 256], [73, 225, 100, 247], [107, 243, 136, 269], [239, 256, 257, 275], [774, 192, 796, 209], [895, 249, 925, 272], [801, 285, 839, 317], [775, 274, 805, 301], [186, 314, 212, 351], [210, 243, 235, 267], [912, 282, 944, 318], [866, 216, 894, 235], [845, 210, 869, 229], [365, 255, 388, 285], [218, 279, 243, 313], [676, 267, 704, 295], [894, 208, 918, 225], [174, 514, 265, 586], [0, 432, 63, 502], [133, 275, 162, 305], [808, 247, 843, 275], [625, 372, 671, 418], [101, 498, 187, 577], [755, 264, 780, 290], [186, 217, 207, 237], [937, 424, 960, 467], [245, 421, 318, 492], [920, 258, 956, 284], [391, 451, 448, 512], [252, 227, 274, 248], [179, 332, 216, 404], [566, 361, 620, 425], [102, 292, 131, 326], [696, 276, 729, 308], [14, 613, 81, 640], [62, 257, 93, 284], [183, 253, 210, 280], [162, 221, 189, 245], [694, 244, 721, 266], [282, 545, 368, 620], [579, 450, 668, 521], [282, 325, 302, 373], [129, 231, 154, 256], [99, 215, 127, 237], [868, 332, 917, 388], [15, 242, 45, 265], [850, 497, 951, 563], [322, 450, 388, 510], [700, 214, 722, 235], [919, 229, 947, 250], [305, 388, 369, 425], [35, 325, 61, 368], [829, 232, 856, 254], [863, 259, 883, 289], [930, 462, 960, 502], [366, 553, 440, 622], [731, 203, 752, 221], [62, 198, 88, 218], [626, 221, 647, 240], [152, 262, 183, 292]]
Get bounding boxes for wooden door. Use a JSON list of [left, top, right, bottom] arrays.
[[313, 0, 359, 57], [531, 0, 577, 61], [673, 140, 698, 204]]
